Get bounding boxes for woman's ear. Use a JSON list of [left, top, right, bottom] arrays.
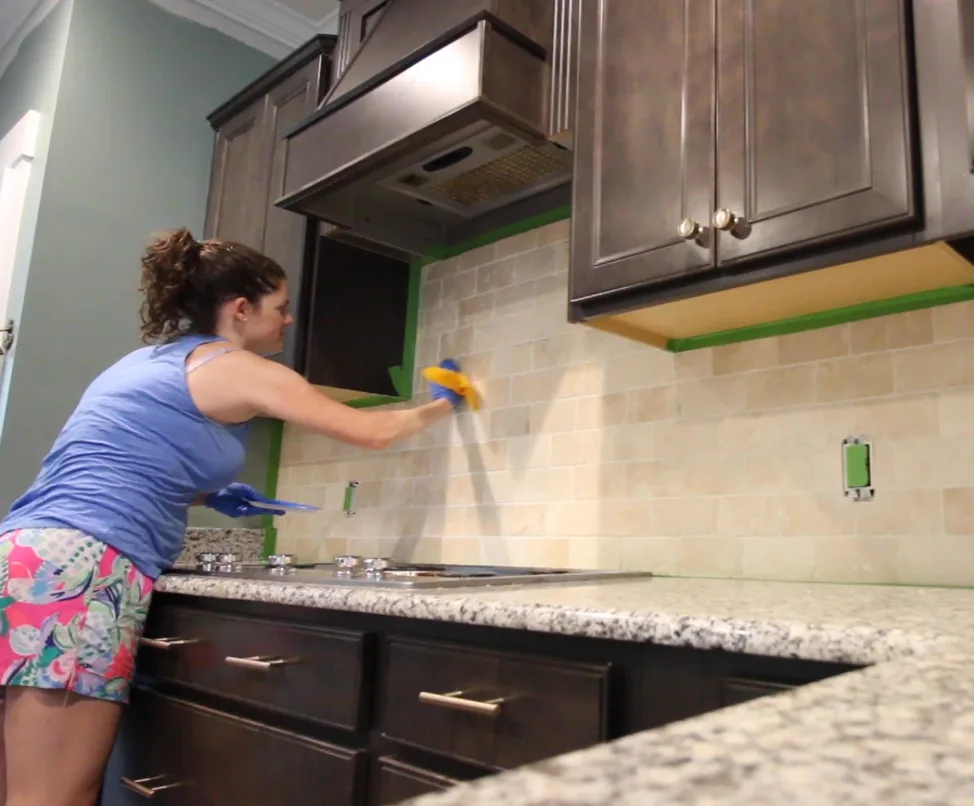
[[231, 297, 250, 323]]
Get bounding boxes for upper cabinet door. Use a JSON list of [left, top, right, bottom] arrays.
[[203, 101, 270, 247], [714, 0, 917, 265], [263, 60, 323, 370], [570, 0, 716, 302]]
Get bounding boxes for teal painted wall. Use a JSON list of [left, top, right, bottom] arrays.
[[0, 0, 276, 525]]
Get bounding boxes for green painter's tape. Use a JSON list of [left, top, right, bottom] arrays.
[[666, 284, 974, 352]]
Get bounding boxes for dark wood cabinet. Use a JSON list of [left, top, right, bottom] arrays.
[[204, 37, 334, 371], [109, 688, 363, 806], [570, 0, 716, 301], [570, 0, 917, 305], [103, 595, 856, 806], [331, 0, 391, 84], [373, 757, 455, 805], [715, 0, 916, 265]]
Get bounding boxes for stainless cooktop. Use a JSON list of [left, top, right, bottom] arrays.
[[168, 553, 652, 589]]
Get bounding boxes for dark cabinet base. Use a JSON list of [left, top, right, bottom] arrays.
[[103, 595, 858, 806]]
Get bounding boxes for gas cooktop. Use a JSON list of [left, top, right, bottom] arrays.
[[168, 553, 652, 589]]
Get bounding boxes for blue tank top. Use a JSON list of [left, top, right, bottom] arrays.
[[0, 334, 249, 578]]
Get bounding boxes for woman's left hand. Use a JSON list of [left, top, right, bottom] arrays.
[[205, 483, 286, 518]]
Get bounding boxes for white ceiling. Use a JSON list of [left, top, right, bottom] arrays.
[[0, 0, 341, 85]]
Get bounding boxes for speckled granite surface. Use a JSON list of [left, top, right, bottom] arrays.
[[177, 528, 263, 565], [152, 573, 974, 805]]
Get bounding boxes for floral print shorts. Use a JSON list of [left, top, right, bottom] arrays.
[[0, 528, 154, 703]]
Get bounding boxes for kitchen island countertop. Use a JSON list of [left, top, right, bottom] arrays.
[[154, 573, 974, 805]]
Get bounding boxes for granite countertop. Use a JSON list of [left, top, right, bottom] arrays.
[[153, 573, 974, 804]]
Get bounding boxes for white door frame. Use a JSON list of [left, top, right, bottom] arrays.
[[0, 109, 41, 346]]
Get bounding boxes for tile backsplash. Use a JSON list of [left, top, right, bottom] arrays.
[[277, 219, 974, 586]]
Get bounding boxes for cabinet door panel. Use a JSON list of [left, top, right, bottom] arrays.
[[715, 0, 916, 264], [571, 0, 716, 301], [203, 101, 269, 247], [263, 59, 323, 369]]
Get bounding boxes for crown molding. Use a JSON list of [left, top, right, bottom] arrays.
[[149, 0, 338, 58]]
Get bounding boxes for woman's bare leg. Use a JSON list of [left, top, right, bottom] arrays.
[[0, 695, 6, 806], [5, 687, 122, 806]]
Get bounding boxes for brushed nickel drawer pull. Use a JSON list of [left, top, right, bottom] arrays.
[[138, 637, 200, 650], [121, 775, 183, 798], [418, 690, 504, 717], [224, 655, 298, 671]]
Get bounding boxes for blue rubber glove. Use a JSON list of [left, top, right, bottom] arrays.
[[427, 358, 463, 408], [205, 483, 286, 518]]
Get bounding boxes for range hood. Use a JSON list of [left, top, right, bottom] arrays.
[[276, 0, 577, 258]]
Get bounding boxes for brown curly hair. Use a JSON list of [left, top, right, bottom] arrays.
[[139, 228, 286, 343]]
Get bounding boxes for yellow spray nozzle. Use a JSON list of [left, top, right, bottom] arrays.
[[422, 366, 481, 410]]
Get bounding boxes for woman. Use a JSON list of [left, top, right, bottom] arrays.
[[0, 228, 461, 806]]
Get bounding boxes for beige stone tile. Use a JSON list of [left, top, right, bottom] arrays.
[[476, 259, 515, 293], [443, 506, 480, 536], [441, 269, 478, 303], [936, 437, 974, 487], [556, 363, 602, 398], [625, 461, 681, 498], [602, 500, 655, 536], [814, 536, 900, 583], [511, 369, 559, 405], [654, 421, 719, 460], [530, 399, 577, 434], [677, 455, 746, 496], [575, 463, 628, 500], [491, 343, 534, 376], [515, 467, 573, 502], [534, 275, 566, 307], [602, 423, 656, 463], [778, 326, 851, 365], [577, 392, 629, 429], [855, 396, 938, 440], [513, 242, 564, 283], [603, 350, 677, 392], [945, 487, 974, 535], [550, 430, 602, 466], [677, 537, 743, 577], [547, 501, 601, 536], [440, 538, 482, 564], [489, 406, 532, 439], [631, 386, 678, 422], [855, 489, 943, 536], [898, 536, 974, 586], [938, 389, 974, 437], [713, 339, 780, 375], [777, 493, 856, 536], [741, 536, 816, 581], [569, 536, 621, 570], [494, 229, 538, 259], [932, 299, 974, 342], [533, 334, 576, 369], [894, 342, 974, 393], [815, 353, 894, 403], [619, 536, 680, 574], [457, 243, 496, 271], [537, 219, 570, 245], [716, 496, 784, 537], [746, 450, 836, 494], [495, 282, 537, 317], [674, 349, 713, 380], [653, 498, 718, 536], [500, 504, 548, 536], [745, 365, 816, 410], [678, 376, 748, 420], [850, 309, 933, 354], [507, 538, 571, 567], [425, 256, 459, 283], [882, 438, 944, 490], [478, 377, 511, 409], [458, 294, 494, 327], [506, 435, 552, 470]]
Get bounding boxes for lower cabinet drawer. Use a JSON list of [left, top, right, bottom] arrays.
[[137, 605, 368, 731], [108, 687, 365, 806], [373, 757, 456, 805], [379, 638, 610, 770], [721, 677, 795, 707]]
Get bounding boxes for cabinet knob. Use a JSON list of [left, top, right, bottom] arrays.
[[712, 208, 739, 230], [678, 217, 703, 241]]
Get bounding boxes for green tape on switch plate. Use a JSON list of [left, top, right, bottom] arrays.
[[844, 443, 871, 489]]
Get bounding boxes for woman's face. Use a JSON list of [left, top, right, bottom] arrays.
[[242, 282, 292, 355]]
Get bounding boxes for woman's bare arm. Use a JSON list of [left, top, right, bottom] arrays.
[[213, 351, 453, 449]]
